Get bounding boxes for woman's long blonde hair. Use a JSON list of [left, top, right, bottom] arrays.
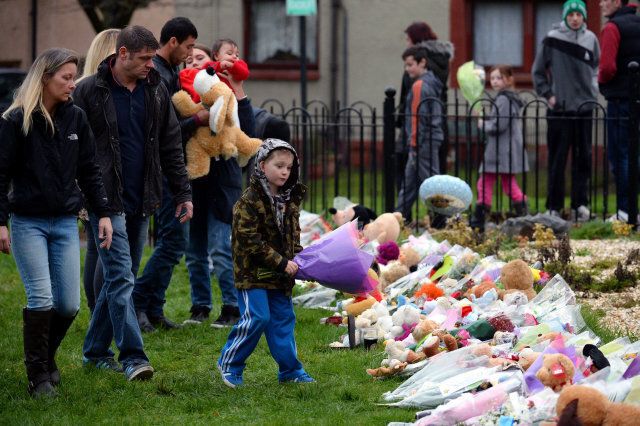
[[2, 48, 78, 135], [79, 28, 120, 80]]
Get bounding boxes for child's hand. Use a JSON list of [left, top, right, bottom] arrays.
[[219, 59, 235, 71], [285, 260, 299, 277], [477, 118, 484, 129]]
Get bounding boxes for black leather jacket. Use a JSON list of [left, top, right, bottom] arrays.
[[73, 55, 191, 216], [0, 101, 110, 225]]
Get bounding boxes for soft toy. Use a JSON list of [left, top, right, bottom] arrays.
[[366, 340, 425, 378], [419, 330, 458, 357], [582, 344, 610, 375], [412, 319, 440, 342], [556, 385, 640, 426], [399, 246, 422, 270], [517, 348, 541, 371], [328, 204, 377, 228], [536, 353, 575, 392], [500, 259, 537, 302], [172, 66, 263, 178], [464, 280, 498, 300], [344, 295, 377, 317], [378, 261, 410, 290], [413, 282, 444, 300], [376, 241, 400, 265], [363, 212, 403, 244], [387, 305, 421, 341]]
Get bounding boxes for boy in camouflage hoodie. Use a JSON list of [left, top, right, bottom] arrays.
[[217, 139, 315, 387]]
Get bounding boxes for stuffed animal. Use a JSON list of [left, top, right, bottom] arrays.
[[363, 212, 403, 244], [387, 305, 421, 341], [500, 259, 537, 302], [413, 282, 444, 300], [328, 204, 377, 228], [412, 319, 440, 342], [582, 344, 610, 375], [556, 385, 640, 426], [399, 246, 422, 270], [366, 340, 425, 377], [171, 66, 263, 178], [378, 261, 410, 290], [376, 241, 400, 265], [419, 330, 458, 357], [536, 353, 575, 392], [464, 280, 498, 300], [517, 347, 541, 371]]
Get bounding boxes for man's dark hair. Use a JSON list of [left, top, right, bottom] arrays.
[[117, 25, 159, 53], [402, 46, 428, 65], [160, 17, 198, 45]]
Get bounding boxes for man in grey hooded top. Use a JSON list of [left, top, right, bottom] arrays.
[[532, 0, 599, 222]]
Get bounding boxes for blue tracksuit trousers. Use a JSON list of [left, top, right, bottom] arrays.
[[218, 288, 305, 381]]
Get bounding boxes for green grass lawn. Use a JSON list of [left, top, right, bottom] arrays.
[[0, 248, 417, 425]]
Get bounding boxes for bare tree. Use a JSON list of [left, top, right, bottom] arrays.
[[78, 0, 157, 33]]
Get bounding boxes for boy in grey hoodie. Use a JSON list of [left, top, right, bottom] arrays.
[[532, 0, 599, 222]]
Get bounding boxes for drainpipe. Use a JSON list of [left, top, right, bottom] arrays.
[[31, 0, 37, 63], [330, 0, 340, 114], [342, 4, 348, 108]]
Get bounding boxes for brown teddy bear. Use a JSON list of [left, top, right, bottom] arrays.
[[412, 320, 458, 357], [536, 353, 575, 392], [556, 385, 640, 426], [363, 212, 403, 244], [171, 66, 262, 179], [464, 280, 498, 300], [500, 259, 536, 302]]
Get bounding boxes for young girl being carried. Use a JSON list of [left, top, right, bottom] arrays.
[[470, 65, 529, 232]]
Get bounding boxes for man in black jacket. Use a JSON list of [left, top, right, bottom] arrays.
[[74, 25, 192, 381], [132, 17, 203, 333]]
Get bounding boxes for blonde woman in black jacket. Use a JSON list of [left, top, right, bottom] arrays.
[[0, 48, 112, 397]]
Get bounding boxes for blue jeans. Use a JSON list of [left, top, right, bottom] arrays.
[[133, 179, 188, 317], [11, 215, 80, 317], [218, 289, 304, 380], [607, 100, 630, 213], [82, 213, 149, 367], [186, 206, 237, 310]]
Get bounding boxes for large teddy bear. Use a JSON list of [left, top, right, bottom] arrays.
[[172, 66, 263, 179]]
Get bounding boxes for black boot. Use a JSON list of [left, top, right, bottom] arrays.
[[23, 308, 56, 397], [469, 204, 490, 232], [513, 200, 529, 217], [48, 310, 77, 387]]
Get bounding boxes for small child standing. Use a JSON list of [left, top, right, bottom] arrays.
[[395, 46, 444, 222], [471, 65, 529, 231], [217, 139, 314, 388]]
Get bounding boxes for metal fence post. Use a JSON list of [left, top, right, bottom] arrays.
[[383, 87, 397, 213], [628, 62, 639, 228]]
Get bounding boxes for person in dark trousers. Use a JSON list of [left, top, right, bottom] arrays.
[[183, 63, 257, 328], [132, 17, 202, 333], [533, 0, 599, 222], [398, 22, 453, 228], [73, 25, 193, 381], [598, 0, 640, 222], [0, 48, 113, 396], [395, 46, 444, 223], [217, 139, 314, 388]]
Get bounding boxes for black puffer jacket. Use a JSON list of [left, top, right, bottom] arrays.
[[0, 101, 110, 225], [73, 55, 191, 216]]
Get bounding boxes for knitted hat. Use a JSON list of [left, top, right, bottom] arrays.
[[562, 0, 587, 25]]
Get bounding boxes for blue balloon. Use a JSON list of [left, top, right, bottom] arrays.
[[419, 175, 473, 216]]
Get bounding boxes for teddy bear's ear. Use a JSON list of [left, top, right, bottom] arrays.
[[206, 66, 216, 76], [328, 207, 337, 214]]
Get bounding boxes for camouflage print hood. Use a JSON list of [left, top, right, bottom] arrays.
[[252, 138, 300, 198]]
